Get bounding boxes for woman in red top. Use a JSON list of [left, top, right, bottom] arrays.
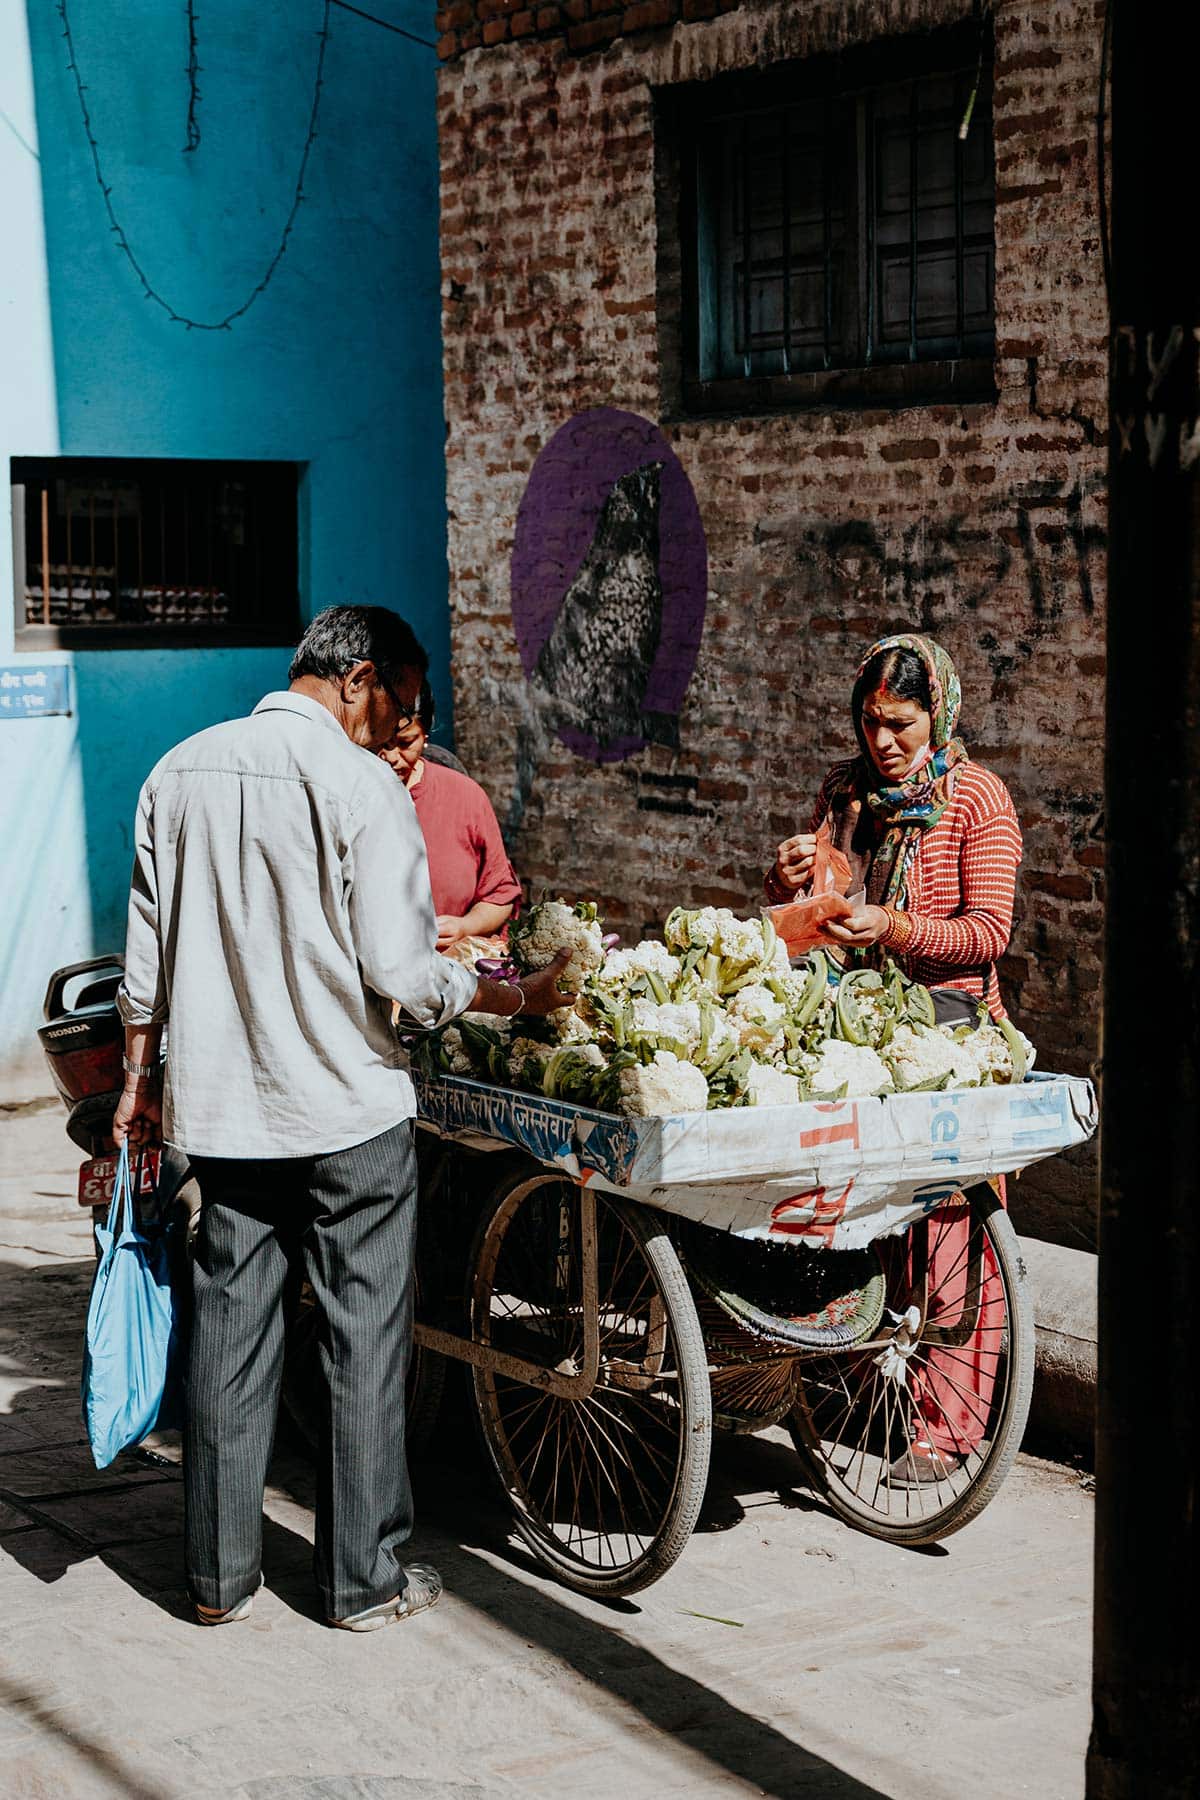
[[767, 633, 1022, 1483], [380, 683, 521, 953]]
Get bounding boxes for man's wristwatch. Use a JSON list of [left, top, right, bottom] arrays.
[[122, 1055, 159, 1081]]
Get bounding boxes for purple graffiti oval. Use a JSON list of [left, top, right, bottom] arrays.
[[511, 407, 707, 764]]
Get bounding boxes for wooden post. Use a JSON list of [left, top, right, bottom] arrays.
[[1087, 2, 1200, 1793]]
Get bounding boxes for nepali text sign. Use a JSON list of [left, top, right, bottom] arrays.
[[0, 664, 71, 719]]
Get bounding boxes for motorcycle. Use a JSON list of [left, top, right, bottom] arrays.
[[38, 956, 198, 1239]]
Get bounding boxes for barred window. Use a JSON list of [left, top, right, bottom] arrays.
[[667, 21, 996, 415], [11, 458, 300, 649]]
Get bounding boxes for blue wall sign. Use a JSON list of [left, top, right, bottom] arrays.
[[0, 664, 71, 719]]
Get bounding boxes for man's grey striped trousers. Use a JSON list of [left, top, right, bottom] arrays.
[[185, 1118, 417, 1620]]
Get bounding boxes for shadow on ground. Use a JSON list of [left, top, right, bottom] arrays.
[[0, 1252, 890, 1799]]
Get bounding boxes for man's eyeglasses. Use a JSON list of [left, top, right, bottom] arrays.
[[378, 672, 418, 731]]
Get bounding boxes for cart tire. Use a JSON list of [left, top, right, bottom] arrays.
[[469, 1169, 712, 1598], [787, 1186, 1033, 1546], [282, 1278, 446, 1462]]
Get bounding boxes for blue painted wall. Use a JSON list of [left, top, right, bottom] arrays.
[[0, 0, 448, 1079]]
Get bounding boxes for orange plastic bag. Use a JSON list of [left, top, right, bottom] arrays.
[[765, 822, 855, 955], [811, 819, 852, 899]]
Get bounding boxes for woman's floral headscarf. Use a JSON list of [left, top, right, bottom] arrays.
[[834, 633, 969, 909]]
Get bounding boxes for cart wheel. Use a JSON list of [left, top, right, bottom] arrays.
[[787, 1185, 1033, 1545], [470, 1170, 712, 1597], [282, 1277, 446, 1461]]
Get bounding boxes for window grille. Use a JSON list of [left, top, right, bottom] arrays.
[[10, 458, 299, 649], [669, 21, 996, 414]]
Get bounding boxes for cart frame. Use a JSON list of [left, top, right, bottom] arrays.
[[391, 1135, 1036, 1596]]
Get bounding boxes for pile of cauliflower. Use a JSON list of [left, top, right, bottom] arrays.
[[412, 899, 1035, 1119]]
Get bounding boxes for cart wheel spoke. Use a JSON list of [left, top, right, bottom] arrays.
[[470, 1173, 710, 1596], [788, 1187, 1034, 1545]]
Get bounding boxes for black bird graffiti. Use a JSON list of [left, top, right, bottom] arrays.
[[506, 461, 674, 840], [534, 461, 665, 743]]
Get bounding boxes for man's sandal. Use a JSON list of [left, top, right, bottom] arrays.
[[194, 1575, 264, 1626], [328, 1562, 443, 1632]]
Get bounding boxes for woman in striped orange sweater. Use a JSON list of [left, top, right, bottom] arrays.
[[767, 633, 1022, 1017], [767, 632, 1022, 1484]]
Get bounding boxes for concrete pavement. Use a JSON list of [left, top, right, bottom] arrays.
[[0, 1096, 1095, 1799]]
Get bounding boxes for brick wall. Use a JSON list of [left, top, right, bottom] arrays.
[[434, 0, 743, 62], [437, 0, 1108, 1247]]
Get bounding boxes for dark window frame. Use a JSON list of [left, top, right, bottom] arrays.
[[667, 20, 997, 418], [11, 456, 301, 652]]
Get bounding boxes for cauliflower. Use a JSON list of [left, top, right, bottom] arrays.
[[630, 997, 703, 1051], [725, 983, 787, 1054], [592, 938, 683, 1008], [468, 1013, 515, 1041], [846, 984, 905, 1051], [664, 906, 780, 996], [887, 1023, 979, 1090], [664, 905, 726, 954], [672, 964, 719, 1008], [617, 1051, 710, 1117], [698, 1009, 740, 1065], [597, 948, 641, 992], [439, 1026, 475, 1075], [944, 1021, 1036, 1085], [629, 939, 683, 983], [769, 969, 806, 1012], [806, 1039, 894, 1097], [509, 899, 605, 993], [506, 1036, 554, 1090], [625, 998, 740, 1069], [712, 913, 769, 969], [547, 1006, 597, 1046], [413, 1015, 510, 1081], [540, 1042, 606, 1101], [746, 1062, 802, 1107]]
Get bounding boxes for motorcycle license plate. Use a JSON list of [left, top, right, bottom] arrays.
[[78, 1150, 161, 1208]]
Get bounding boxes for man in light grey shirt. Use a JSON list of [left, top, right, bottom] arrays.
[[114, 605, 568, 1632]]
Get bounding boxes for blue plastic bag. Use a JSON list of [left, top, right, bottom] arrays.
[[81, 1142, 182, 1469]]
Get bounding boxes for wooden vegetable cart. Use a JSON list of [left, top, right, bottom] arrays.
[[288, 1071, 1097, 1599]]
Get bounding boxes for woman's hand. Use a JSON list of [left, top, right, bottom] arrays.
[[436, 914, 469, 951], [823, 904, 890, 948], [773, 833, 817, 893]]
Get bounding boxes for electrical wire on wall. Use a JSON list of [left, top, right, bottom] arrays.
[[328, 0, 434, 44], [57, 0, 434, 332], [183, 0, 201, 152]]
